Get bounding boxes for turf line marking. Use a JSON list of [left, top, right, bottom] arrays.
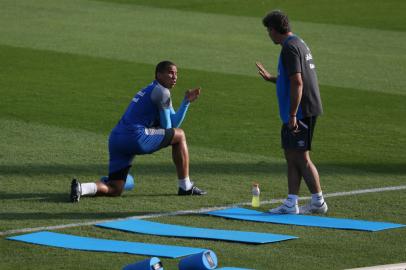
[[345, 262, 406, 270], [1, 185, 406, 236]]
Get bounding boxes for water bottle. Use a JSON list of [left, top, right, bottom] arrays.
[[251, 183, 260, 207]]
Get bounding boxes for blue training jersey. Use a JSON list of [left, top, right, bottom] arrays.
[[113, 80, 172, 132]]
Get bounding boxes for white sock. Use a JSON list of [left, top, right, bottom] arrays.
[[80, 183, 97, 196], [285, 194, 298, 207], [178, 177, 193, 191], [311, 192, 325, 205]]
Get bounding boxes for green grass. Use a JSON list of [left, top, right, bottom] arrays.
[[1, 0, 406, 269], [99, 0, 406, 32], [1, 0, 406, 95]]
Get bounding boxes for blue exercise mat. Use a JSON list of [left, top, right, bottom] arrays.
[[7, 231, 205, 258], [96, 219, 297, 244], [205, 207, 405, 232]]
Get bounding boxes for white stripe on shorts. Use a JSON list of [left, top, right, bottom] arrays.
[[144, 128, 166, 136], [298, 120, 308, 129]]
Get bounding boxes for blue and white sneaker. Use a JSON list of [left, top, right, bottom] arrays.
[[299, 201, 328, 214], [269, 203, 299, 214]]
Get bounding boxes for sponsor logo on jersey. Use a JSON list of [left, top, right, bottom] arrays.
[[132, 90, 146, 103]]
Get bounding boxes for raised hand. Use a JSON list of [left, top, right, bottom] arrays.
[[185, 87, 201, 102], [255, 62, 274, 82]]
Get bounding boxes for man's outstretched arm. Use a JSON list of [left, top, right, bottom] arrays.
[[256, 62, 277, 83], [159, 88, 201, 128]]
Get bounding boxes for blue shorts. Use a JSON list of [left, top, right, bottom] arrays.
[[108, 127, 174, 175]]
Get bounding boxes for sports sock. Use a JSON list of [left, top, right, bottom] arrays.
[[80, 183, 97, 196], [311, 191, 325, 205], [178, 177, 193, 191], [285, 194, 298, 207]]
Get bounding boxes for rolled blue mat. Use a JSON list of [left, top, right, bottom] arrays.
[[178, 250, 217, 270], [123, 257, 163, 270], [101, 174, 134, 191]]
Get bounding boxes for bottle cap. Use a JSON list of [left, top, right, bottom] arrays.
[[252, 182, 260, 195]]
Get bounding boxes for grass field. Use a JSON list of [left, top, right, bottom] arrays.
[[1, 0, 406, 269]]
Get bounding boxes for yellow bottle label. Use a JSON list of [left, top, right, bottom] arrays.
[[252, 195, 260, 207]]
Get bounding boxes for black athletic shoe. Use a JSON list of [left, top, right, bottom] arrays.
[[70, 178, 81, 202], [178, 185, 207, 196]]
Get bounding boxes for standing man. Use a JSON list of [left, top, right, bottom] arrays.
[[70, 60, 206, 202], [256, 10, 327, 214]]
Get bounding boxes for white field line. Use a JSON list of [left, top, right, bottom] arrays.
[[345, 262, 406, 270], [1, 185, 406, 236]]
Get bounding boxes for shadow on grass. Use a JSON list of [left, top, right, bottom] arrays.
[[0, 192, 69, 203], [0, 211, 157, 221], [0, 162, 282, 176], [0, 192, 180, 203], [133, 193, 179, 197], [0, 161, 405, 176]]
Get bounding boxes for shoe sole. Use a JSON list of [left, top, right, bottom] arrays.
[[70, 180, 80, 203], [178, 186, 207, 196], [269, 205, 299, 214], [269, 211, 299, 214]]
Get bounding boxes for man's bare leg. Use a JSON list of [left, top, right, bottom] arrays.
[[171, 128, 206, 195], [171, 128, 189, 179]]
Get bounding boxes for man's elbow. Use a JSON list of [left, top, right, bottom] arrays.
[[290, 73, 303, 87]]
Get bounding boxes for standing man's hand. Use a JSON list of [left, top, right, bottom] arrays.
[[185, 88, 201, 102], [288, 116, 299, 131], [256, 62, 276, 82]]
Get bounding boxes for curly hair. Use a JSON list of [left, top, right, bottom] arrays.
[[262, 10, 291, 34]]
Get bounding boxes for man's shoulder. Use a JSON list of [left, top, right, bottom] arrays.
[[283, 35, 305, 46], [151, 81, 169, 95], [290, 36, 311, 51], [150, 81, 171, 108], [282, 36, 311, 59]]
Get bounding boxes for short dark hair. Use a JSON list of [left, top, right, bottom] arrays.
[[262, 10, 291, 34], [155, 60, 176, 77]]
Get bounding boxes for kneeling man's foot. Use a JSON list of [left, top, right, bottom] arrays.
[[178, 185, 207, 196], [70, 178, 81, 203]]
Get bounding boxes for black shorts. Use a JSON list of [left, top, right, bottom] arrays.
[[108, 165, 131, 181], [281, 116, 317, 151]]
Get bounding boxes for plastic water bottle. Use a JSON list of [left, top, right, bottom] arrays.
[[251, 183, 260, 207]]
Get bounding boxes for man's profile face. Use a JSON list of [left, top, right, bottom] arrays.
[[267, 27, 278, 44], [157, 65, 177, 89]]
